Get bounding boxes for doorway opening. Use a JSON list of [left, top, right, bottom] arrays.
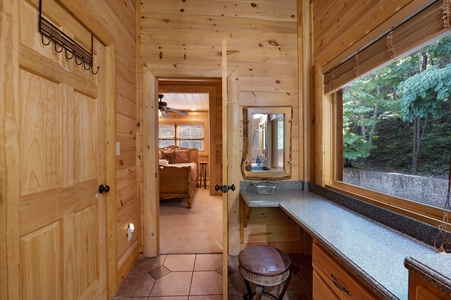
[[157, 78, 223, 255]]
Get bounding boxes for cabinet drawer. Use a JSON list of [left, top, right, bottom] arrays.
[[313, 269, 339, 300], [409, 271, 450, 300], [312, 242, 376, 299], [416, 285, 444, 300]]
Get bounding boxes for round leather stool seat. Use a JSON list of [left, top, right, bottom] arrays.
[[238, 245, 291, 300]]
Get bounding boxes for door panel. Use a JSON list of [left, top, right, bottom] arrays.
[[74, 91, 97, 183], [64, 204, 100, 300], [19, 70, 60, 194], [18, 0, 107, 298], [20, 223, 62, 300]]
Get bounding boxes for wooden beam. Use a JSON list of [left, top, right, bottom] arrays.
[[298, 0, 312, 182], [103, 42, 118, 298], [142, 66, 159, 257]]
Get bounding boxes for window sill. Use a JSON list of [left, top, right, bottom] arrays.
[[323, 180, 448, 229]]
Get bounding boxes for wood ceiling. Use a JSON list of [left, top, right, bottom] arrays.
[[160, 93, 210, 111]]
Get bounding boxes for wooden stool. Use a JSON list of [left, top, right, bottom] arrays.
[[238, 245, 291, 300]]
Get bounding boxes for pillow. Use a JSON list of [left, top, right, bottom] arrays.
[[161, 149, 175, 164], [174, 149, 190, 163], [159, 159, 169, 165]]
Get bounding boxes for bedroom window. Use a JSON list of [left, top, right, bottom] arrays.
[[177, 125, 204, 150], [158, 125, 175, 147], [158, 125, 204, 150], [324, 1, 451, 222]]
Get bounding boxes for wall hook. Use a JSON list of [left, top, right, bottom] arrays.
[[64, 48, 74, 60], [38, 0, 99, 75], [91, 66, 99, 75], [74, 55, 83, 65], [54, 41, 64, 53], [83, 60, 91, 71], [41, 34, 52, 46]]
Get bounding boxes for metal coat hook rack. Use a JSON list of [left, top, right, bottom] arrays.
[[38, 0, 99, 75]]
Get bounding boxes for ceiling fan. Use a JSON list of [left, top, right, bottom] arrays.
[[158, 94, 188, 118]]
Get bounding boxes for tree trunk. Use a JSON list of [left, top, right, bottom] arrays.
[[412, 117, 419, 173], [369, 104, 378, 144], [411, 53, 429, 173], [421, 51, 428, 71]]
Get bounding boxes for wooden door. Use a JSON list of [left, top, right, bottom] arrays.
[[221, 40, 241, 299], [17, 1, 107, 299]]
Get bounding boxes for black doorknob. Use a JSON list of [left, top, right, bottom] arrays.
[[215, 184, 235, 193], [98, 184, 110, 194]]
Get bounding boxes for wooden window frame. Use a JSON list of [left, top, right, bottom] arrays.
[[323, 1, 451, 227], [176, 124, 204, 150], [158, 123, 205, 150]]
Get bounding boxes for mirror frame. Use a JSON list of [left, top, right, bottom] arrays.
[[241, 106, 292, 180]]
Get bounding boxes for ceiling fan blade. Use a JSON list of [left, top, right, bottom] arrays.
[[160, 109, 169, 118], [166, 107, 188, 115]]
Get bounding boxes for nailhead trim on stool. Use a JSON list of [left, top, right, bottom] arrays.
[[238, 245, 291, 300], [239, 264, 290, 286]]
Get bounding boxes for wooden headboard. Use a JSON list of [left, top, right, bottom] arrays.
[[159, 145, 198, 165]]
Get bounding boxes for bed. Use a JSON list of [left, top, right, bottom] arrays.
[[159, 145, 198, 208]]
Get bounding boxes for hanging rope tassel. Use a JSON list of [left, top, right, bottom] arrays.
[[442, 0, 451, 29], [354, 51, 360, 77], [434, 148, 451, 253], [386, 31, 396, 59]]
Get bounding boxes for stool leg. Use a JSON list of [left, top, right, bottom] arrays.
[[243, 279, 254, 300], [255, 286, 264, 300], [203, 165, 206, 189], [277, 273, 291, 300]]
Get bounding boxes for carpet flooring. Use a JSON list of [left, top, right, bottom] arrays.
[[159, 188, 223, 254]]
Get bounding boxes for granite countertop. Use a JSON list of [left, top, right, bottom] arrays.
[[240, 189, 451, 300], [404, 255, 451, 296]]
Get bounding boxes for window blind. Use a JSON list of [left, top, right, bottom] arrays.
[[324, 0, 451, 94]]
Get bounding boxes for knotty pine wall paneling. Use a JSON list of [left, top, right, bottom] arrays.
[[108, 0, 141, 289]]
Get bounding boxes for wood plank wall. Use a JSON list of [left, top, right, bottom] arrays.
[[313, 0, 419, 67], [106, 0, 141, 289], [140, 0, 301, 182]]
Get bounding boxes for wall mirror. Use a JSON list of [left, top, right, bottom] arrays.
[[242, 106, 292, 180]]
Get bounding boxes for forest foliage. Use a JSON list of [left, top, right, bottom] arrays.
[[343, 35, 451, 177]]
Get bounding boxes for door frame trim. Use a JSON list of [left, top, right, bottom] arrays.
[[141, 75, 223, 257]]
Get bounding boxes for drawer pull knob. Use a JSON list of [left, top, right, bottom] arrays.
[[331, 274, 352, 296]]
